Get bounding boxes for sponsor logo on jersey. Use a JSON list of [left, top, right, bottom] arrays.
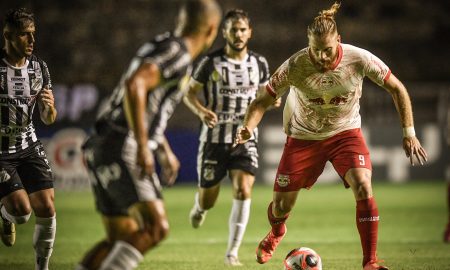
[[276, 174, 290, 187], [0, 97, 33, 105], [0, 126, 26, 135], [219, 86, 254, 95]]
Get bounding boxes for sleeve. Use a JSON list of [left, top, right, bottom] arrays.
[[362, 50, 391, 86], [41, 60, 52, 89], [266, 59, 290, 99], [258, 56, 270, 86], [191, 56, 211, 85]]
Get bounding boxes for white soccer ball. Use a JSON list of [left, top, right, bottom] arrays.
[[283, 247, 322, 270]]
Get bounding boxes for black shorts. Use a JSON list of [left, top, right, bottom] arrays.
[[0, 141, 54, 199], [83, 133, 163, 216], [197, 141, 259, 188]]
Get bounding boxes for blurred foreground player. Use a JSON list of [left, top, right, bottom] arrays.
[[235, 3, 428, 270], [77, 1, 221, 269], [0, 8, 57, 270]]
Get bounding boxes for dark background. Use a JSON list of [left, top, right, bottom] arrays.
[[0, 0, 448, 185]]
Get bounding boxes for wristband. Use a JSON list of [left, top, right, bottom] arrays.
[[402, 126, 416, 138]]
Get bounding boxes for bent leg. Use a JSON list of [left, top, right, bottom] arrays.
[[225, 170, 254, 263], [189, 183, 221, 228], [78, 216, 139, 270], [0, 189, 31, 247], [345, 168, 380, 267], [98, 200, 169, 270], [29, 188, 56, 270], [1, 189, 32, 223], [445, 182, 450, 243], [256, 190, 299, 264]]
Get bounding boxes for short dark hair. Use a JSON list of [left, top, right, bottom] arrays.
[[4, 8, 34, 31], [223, 9, 250, 27], [176, 0, 221, 36]]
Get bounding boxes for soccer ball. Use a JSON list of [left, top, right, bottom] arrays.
[[283, 247, 322, 270]]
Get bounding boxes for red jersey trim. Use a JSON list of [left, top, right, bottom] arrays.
[[383, 69, 391, 83], [266, 83, 277, 98], [329, 44, 343, 70]]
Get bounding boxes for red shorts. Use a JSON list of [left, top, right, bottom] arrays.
[[274, 128, 371, 192]]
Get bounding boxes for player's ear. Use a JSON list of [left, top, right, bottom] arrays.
[[3, 30, 11, 41], [337, 34, 341, 43]]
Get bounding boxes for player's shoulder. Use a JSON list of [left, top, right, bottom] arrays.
[[248, 50, 269, 64], [28, 54, 48, 68], [289, 47, 309, 65], [196, 48, 223, 66], [144, 32, 187, 57], [341, 43, 374, 60], [206, 47, 225, 60], [28, 54, 44, 62]]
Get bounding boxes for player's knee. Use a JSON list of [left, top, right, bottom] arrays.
[[234, 186, 252, 200], [33, 200, 56, 217], [273, 201, 292, 217], [157, 219, 170, 241], [10, 212, 32, 224], [354, 180, 372, 200], [144, 219, 169, 245], [8, 203, 32, 218]]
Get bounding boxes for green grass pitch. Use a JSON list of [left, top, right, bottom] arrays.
[[0, 182, 449, 269]]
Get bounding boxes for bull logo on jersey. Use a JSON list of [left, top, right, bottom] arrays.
[[320, 77, 334, 88], [276, 174, 290, 187], [0, 169, 11, 183], [203, 164, 215, 181]]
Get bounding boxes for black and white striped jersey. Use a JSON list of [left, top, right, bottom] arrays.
[[191, 48, 269, 143], [95, 32, 191, 144], [0, 50, 52, 154]]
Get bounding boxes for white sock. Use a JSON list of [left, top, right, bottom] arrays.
[[194, 192, 206, 213], [226, 199, 251, 258], [1, 205, 31, 224], [33, 215, 56, 270], [99, 240, 143, 270]]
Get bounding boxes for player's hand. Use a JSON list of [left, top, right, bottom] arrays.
[[233, 126, 252, 147], [272, 97, 282, 108], [158, 150, 180, 187], [402, 136, 428, 166], [39, 87, 55, 110], [199, 109, 218, 128], [137, 145, 155, 178]]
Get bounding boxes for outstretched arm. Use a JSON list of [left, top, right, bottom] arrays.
[[382, 73, 428, 165], [124, 63, 161, 177], [234, 87, 276, 145]]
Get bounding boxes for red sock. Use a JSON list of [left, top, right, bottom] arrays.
[[356, 197, 379, 266], [267, 202, 289, 236], [446, 183, 450, 228]]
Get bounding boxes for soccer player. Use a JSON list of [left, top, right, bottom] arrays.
[[185, 9, 279, 266], [0, 8, 57, 270], [234, 3, 428, 270], [444, 104, 450, 243], [76, 1, 221, 270]]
